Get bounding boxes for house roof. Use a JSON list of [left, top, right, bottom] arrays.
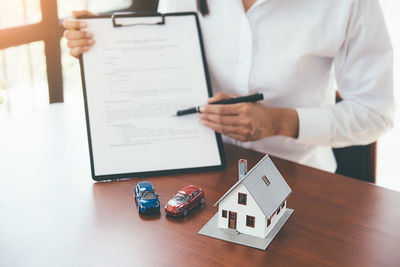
[[213, 155, 292, 219]]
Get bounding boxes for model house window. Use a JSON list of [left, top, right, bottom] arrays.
[[281, 202, 285, 209], [194, 191, 199, 196], [262, 175, 271, 186], [238, 193, 247, 205], [246, 215, 255, 228], [277, 208, 280, 215], [222, 210, 227, 218], [267, 219, 271, 227]]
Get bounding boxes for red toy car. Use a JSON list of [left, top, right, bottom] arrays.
[[165, 185, 205, 217]]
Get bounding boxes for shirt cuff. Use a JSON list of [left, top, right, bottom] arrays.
[[296, 107, 332, 146]]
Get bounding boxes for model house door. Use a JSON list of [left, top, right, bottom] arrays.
[[228, 211, 237, 229]]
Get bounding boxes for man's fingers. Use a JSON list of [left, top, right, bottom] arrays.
[[63, 19, 87, 30], [207, 93, 232, 104], [199, 104, 240, 115], [67, 39, 95, 49], [200, 119, 251, 142], [63, 29, 92, 40], [199, 114, 239, 126], [199, 119, 239, 135], [70, 46, 90, 58], [72, 10, 96, 18]]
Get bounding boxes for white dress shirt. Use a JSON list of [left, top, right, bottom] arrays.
[[158, 0, 395, 172]]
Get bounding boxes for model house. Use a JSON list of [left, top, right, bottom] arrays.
[[213, 155, 292, 238]]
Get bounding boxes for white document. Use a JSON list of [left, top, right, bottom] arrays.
[[80, 14, 223, 178]]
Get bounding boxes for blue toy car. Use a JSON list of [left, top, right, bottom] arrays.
[[134, 181, 160, 214]]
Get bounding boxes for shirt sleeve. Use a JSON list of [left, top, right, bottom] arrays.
[[296, 0, 395, 148]]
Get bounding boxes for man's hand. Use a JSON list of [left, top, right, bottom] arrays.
[[199, 93, 299, 142], [63, 10, 97, 58]]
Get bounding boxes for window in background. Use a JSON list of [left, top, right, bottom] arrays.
[[0, 0, 49, 120], [0, 42, 48, 118], [0, 0, 41, 29], [0, 0, 136, 120]]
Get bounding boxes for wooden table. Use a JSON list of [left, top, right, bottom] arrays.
[[1, 104, 400, 267]]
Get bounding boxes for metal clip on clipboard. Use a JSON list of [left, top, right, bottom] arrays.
[[112, 12, 166, 27]]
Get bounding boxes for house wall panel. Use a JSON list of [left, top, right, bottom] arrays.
[[264, 201, 286, 237], [218, 183, 266, 238]]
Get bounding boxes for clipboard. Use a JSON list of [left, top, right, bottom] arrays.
[[79, 12, 226, 181]]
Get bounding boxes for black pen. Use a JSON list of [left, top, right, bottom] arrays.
[[174, 93, 264, 116]]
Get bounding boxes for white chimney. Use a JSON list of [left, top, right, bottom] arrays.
[[238, 159, 247, 180]]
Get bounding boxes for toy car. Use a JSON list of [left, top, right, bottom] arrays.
[[134, 181, 160, 214], [165, 185, 205, 217]]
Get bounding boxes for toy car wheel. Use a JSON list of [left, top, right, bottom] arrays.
[[183, 209, 188, 217], [200, 197, 205, 205]]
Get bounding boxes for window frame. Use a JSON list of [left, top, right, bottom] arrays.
[[262, 175, 271, 186], [238, 193, 247, 205], [246, 215, 255, 228], [222, 210, 227, 218], [0, 0, 64, 103]]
